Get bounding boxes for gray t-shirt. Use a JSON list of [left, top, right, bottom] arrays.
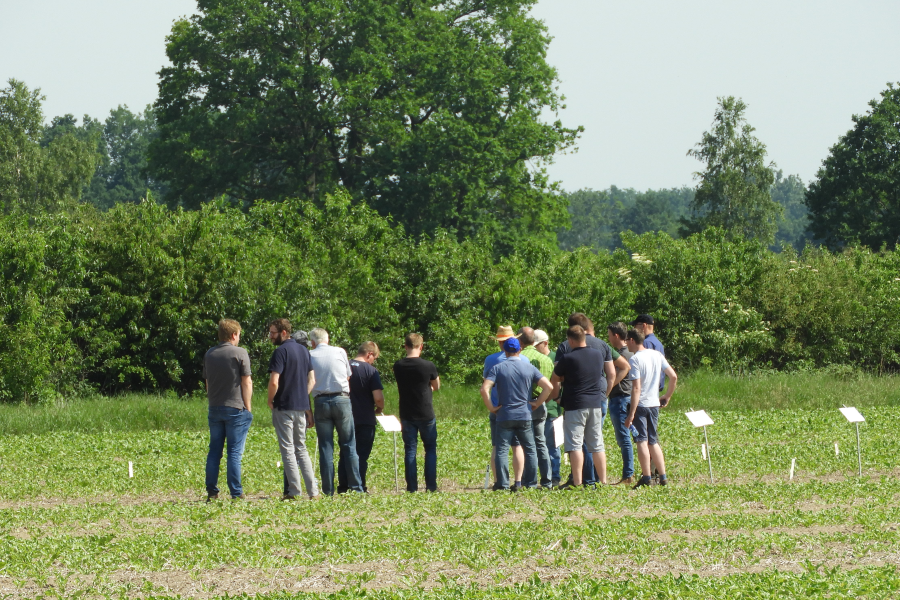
[[309, 343, 351, 396], [203, 342, 252, 409]]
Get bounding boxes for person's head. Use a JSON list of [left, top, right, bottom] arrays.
[[533, 329, 550, 355], [493, 325, 516, 350], [631, 314, 655, 335], [356, 341, 380, 365], [568, 312, 594, 335], [217, 319, 242, 344], [517, 326, 535, 347], [268, 318, 291, 345], [625, 328, 646, 352], [291, 330, 310, 348], [503, 336, 521, 357], [566, 324, 586, 348], [404, 332, 424, 356], [308, 328, 329, 349], [607, 321, 628, 348]]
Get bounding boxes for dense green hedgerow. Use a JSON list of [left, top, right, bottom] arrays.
[[1, 193, 899, 401]]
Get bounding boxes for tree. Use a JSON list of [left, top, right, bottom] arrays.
[[806, 84, 900, 250], [149, 0, 580, 245], [770, 170, 812, 251], [0, 79, 96, 213], [681, 97, 781, 244]]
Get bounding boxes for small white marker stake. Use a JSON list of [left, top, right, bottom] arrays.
[[701, 444, 707, 460], [835, 443, 839, 457], [276, 461, 281, 468], [128, 461, 133, 478], [789, 458, 796, 481]]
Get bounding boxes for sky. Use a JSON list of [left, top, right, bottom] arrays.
[[2, 0, 898, 192]]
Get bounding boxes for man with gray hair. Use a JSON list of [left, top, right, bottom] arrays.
[[518, 326, 554, 488], [309, 328, 363, 495]]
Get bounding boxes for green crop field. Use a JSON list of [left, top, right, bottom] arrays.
[[2, 372, 900, 598]]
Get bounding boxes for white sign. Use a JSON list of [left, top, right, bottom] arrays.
[[552, 417, 564, 448], [685, 410, 714, 428], [376, 415, 403, 432], [839, 407, 865, 423]]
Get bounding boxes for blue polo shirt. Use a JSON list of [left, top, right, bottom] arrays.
[[269, 338, 313, 411], [485, 355, 544, 422], [482, 351, 507, 408]]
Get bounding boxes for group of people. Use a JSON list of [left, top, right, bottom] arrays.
[[201, 312, 677, 499], [481, 313, 677, 492], [202, 319, 439, 499]]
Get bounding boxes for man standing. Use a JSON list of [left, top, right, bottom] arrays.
[[203, 319, 253, 501], [393, 333, 440, 492], [632, 315, 665, 391], [555, 313, 629, 486], [550, 325, 616, 487], [606, 322, 635, 485], [268, 319, 319, 499], [624, 328, 678, 489], [483, 326, 525, 488], [481, 337, 553, 490], [338, 341, 385, 493], [309, 328, 363, 495], [518, 327, 554, 488], [534, 329, 562, 486]]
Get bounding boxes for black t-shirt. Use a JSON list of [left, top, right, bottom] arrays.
[[393, 357, 438, 421], [349, 359, 384, 427], [556, 334, 616, 362], [553, 346, 610, 410], [268, 338, 312, 411]]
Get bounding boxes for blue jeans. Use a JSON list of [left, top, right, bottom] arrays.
[[608, 395, 635, 478], [206, 406, 253, 498], [315, 395, 362, 495], [401, 419, 438, 492], [532, 417, 552, 488], [494, 420, 537, 490], [338, 424, 376, 493], [581, 399, 607, 485], [545, 417, 561, 481]]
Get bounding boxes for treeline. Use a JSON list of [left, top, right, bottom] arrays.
[[2, 194, 898, 403]]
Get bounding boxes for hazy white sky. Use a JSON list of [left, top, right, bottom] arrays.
[[2, 0, 898, 191]]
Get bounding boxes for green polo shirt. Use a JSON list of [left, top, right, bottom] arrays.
[[521, 345, 555, 420]]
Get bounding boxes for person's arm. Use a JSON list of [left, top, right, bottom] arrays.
[[550, 373, 563, 400], [241, 376, 252, 411], [604, 360, 616, 398], [267, 372, 280, 409], [530, 376, 553, 411], [373, 389, 385, 413], [612, 355, 630, 387], [480, 379, 499, 414], [624, 377, 641, 428], [431, 376, 441, 391], [660, 366, 677, 406], [305, 369, 316, 427]]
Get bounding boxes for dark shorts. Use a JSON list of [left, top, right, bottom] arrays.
[[490, 418, 520, 447], [633, 406, 660, 445]]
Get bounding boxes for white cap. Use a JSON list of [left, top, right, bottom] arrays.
[[533, 329, 549, 344]]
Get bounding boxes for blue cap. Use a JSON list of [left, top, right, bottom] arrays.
[[503, 337, 521, 353]]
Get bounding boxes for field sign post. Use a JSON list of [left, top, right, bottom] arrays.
[[685, 410, 715, 484], [839, 407, 865, 477], [377, 415, 403, 492]]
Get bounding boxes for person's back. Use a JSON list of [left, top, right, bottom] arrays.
[[490, 356, 541, 422], [270, 338, 311, 411], [205, 343, 251, 410], [629, 350, 667, 408], [393, 356, 438, 421], [309, 342, 351, 396], [556, 346, 609, 410]]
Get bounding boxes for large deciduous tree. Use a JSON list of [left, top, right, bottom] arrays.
[[681, 96, 781, 244], [806, 84, 900, 250], [0, 80, 96, 213], [149, 0, 580, 245]]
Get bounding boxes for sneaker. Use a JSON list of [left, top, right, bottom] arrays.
[[613, 476, 635, 486], [632, 476, 652, 490], [282, 494, 299, 501], [551, 478, 561, 488], [659, 476, 668, 486], [231, 494, 247, 500], [206, 493, 219, 502], [555, 481, 579, 491]]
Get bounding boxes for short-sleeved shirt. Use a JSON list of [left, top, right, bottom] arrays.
[[485, 356, 544, 422], [553, 346, 611, 410], [556, 334, 620, 363], [203, 342, 252, 409], [520, 345, 553, 420], [349, 359, 384, 427], [309, 343, 351, 396], [269, 338, 313, 411], [642, 334, 666, 390], [610, 345, 634, 398], [482, 351, 507, 406], [629, 349, 671, 408], [393, 357, 439, 421]]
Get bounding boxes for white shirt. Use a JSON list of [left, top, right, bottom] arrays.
[[309, 343, 351, 396], [628, 350, 670, 408]]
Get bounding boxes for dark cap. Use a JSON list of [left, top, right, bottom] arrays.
[[631, 314, 654, 326], [291, 330, 310, 347]]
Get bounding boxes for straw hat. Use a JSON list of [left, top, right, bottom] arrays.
[[492, 325, 517, 341]]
